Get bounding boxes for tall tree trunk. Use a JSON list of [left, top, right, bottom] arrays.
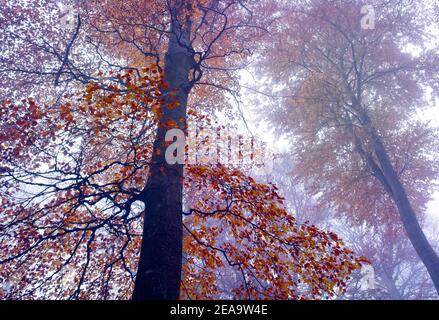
[[377, 267, 403, 299], [371, 131, 439, 295], [132, 7, 193, 300]]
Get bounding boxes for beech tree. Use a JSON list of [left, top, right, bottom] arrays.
[[259, 154, 439, 299], [0, 0, 367, 299], [1, 0, 271, 299], [254, 0, 439, 294], [0, 72, 366, 299], [340, 222, 438, 300]]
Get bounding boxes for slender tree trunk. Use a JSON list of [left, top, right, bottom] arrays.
[[377, 267, 403, 299], [132, 8, 193, 300], [371, 132, 439, 295]]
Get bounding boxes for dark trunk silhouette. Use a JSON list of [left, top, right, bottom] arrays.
[[351, 103, 439, 296], [132, 8, 193, 300], [370, 130, 439, 295]]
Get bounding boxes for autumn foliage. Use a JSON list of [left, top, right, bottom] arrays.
[[4, 0, 435, 301], [253, 0, 439, 295], [183, 165, 366, 299], [0, 67, 365, 299]]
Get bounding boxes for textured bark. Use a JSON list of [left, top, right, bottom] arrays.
[[132, 9, 193, 300], [370, 131, 439, 295]]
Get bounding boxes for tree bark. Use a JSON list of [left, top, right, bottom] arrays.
[[132, 7, 193, 300], [370, 131, 439, 295]]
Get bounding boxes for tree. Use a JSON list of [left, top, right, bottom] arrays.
[[254, 0, 439, 293], [340, 222, 438, 300], [0, 65, 366, 299], [1, 0, 272, 299], [259, 154, 438, 299]]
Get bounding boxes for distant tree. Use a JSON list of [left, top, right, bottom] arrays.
[[265, 155, 438, 300], [255, 0, 439, 294], [340, 222, 438, 300]]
